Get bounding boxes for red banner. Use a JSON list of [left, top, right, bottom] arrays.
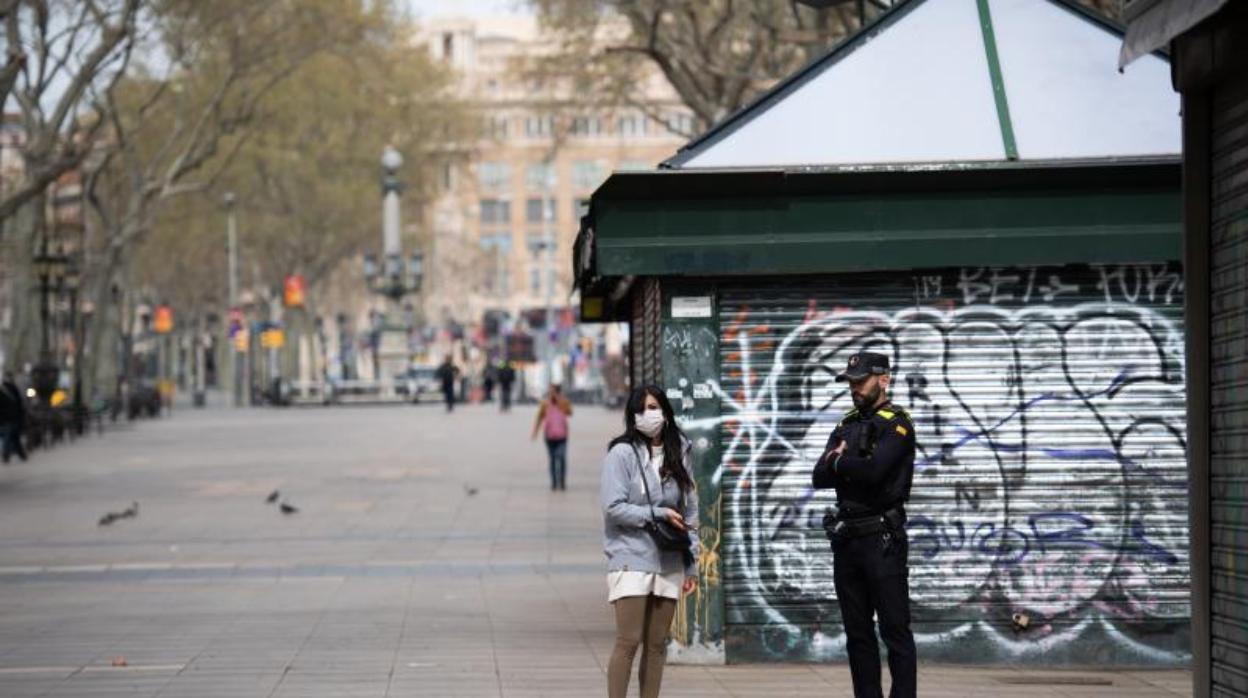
[[153, 305, 174, 334], [284, 275, 306, 308]]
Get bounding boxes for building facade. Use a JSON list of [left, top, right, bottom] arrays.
[[417, 15, 691, 329]]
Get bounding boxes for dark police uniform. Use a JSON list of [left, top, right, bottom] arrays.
[[811, 352, 916, 698]]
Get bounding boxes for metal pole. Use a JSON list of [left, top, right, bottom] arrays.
[[543, 162, 556, 394], [225, 193, 242, 407], [227, 198, 238, 308]]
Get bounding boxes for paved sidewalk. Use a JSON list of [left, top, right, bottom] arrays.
[[0, 400, 1191, 697]]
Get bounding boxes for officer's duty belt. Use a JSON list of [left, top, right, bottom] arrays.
[[835, 505, 905, 539]]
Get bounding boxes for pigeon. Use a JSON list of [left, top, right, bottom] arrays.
[[266, 490, 280, 504], [279, 502, 299, 515], [99, 502, 139, 526], [464, 485, 479, 496]]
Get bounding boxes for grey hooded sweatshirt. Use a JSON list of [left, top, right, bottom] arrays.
[[600, 439, 700, 578]]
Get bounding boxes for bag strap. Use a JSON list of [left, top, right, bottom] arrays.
[[638, 445, 690, 521], [636, 446, 657, 522]]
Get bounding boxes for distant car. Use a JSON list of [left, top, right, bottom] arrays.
[[403, 366, 441, 403]]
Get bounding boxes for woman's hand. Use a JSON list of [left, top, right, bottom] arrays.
[[659, 508, 687, 531], [682, 576, 697, 595]]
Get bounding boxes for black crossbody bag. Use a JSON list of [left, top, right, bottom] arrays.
[[638, 450, 693, 563]]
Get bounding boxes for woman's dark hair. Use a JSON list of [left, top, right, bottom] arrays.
[[609, 385, 694, 493]]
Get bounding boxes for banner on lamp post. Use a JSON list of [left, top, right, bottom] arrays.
[[261, 328, 285, 350], [153, 305, 174, 334], [283, 275, 305, 308]]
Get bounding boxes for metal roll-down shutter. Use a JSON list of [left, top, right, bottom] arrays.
[[718, 263, 1189, 665]]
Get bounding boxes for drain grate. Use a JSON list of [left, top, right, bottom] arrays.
[[994, 675, 1114, 686]]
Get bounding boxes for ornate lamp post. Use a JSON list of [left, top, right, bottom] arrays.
[[63, 259, 83, 426], [31, 243, 70, 404], [360, 146, 424, 397]]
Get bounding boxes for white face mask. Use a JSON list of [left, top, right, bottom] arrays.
[[635, 407, 666, 438]]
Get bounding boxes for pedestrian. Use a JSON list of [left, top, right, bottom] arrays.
[[531, 384, 572, 490], [812, 352, 917, 698], [435, 355, 459, 413], [600, 385, 699, 698], [483, 363, 497, 402], [497, 361, 515, 412], [0, 371, 29, 464]]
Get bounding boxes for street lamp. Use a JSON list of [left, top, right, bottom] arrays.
[[223, 191, 243, 407], [63, 259, 84, 427], [356, 145, 425, 398], [362, 147, 424, 301], [32, 244, 70, 403]]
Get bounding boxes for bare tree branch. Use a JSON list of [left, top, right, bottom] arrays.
[[0, 0, 140, 224]]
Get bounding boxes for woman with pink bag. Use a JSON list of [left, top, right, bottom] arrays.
[[532, 383, 573, 491]]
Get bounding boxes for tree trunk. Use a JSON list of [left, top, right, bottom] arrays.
[[4, 195, 47, 374]]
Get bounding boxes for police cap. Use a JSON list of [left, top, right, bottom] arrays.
[[835, 351, 890, 382]]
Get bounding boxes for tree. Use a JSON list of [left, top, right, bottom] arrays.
[[529, 0, 1124, 136], [77, 0, 393, 399], [527, 0, 893, 134], [0, 0, 141, 222], [0, 0, 140, 375], [130, 3, 471, 391]]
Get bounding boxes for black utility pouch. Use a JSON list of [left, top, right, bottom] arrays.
[[821, 511, 845, 546]]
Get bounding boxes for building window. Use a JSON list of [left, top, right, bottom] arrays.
[[529, 267, 541, 295], [616, 114, 638, 136], [570, 116, 602, 137], [477, 161, 510, 191], [480, 231, 512, 252], [441, 163, 455, 191], [668, 111, 696, 135], [526, 197, 555, 224], [442, 33, 454, 61], [572, 160, 606, 191], [526, 162, 555, 191], [480, 199, 511, 225], [486, 115, 509, 139], [524, 114, 553, 138], [526, 231, 552, 259]]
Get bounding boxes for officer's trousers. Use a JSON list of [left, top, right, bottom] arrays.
[[833, 531, 916, 698]]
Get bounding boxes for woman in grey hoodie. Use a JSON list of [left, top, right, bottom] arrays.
[[600, 385, 700, 698]]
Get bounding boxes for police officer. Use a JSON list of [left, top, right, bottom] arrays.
[[812, 351, 916, 698]]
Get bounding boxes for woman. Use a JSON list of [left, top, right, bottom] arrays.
[[599, 385, 699, 698], [531, 383, 573, 490]]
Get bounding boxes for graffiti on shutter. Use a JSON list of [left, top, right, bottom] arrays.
[[719, 263, 1189, 664]]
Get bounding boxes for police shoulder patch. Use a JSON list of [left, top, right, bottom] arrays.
[[895, 424, 909, 437], [876, 408, 896, 421]]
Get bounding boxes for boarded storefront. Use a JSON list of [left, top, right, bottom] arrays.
[[575, 0, 1189, 666]]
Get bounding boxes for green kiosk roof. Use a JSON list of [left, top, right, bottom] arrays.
[[574, 0, 1182, 318]]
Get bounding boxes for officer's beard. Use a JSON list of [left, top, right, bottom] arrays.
[[852, 384, 882, 411]]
